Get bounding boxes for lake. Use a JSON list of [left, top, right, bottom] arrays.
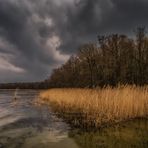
[[0, 89, 148, 148]]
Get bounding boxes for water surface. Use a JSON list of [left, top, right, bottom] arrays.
[[0, 90, 78, 148]]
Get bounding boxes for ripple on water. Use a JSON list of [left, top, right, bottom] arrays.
[[0, 90, 79, 148]]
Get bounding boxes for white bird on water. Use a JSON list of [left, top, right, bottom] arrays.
[[14, 88, 19, 101], [11, 88, 19, 106]]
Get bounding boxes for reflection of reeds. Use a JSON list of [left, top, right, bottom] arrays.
[[39, 86, 148, 128], [69, 120, 148, 148]]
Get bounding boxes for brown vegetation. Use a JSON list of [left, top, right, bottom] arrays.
[[39, 86, 148, 128]]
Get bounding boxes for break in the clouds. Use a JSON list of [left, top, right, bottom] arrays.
[[0, 0, 148, 82]]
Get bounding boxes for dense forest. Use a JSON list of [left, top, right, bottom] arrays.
[[46, 27, 148, 88]]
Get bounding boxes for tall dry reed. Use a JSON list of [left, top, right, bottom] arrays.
[[39, 86, 148, 128]]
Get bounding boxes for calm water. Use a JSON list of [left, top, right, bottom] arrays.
[[0, 90, 148, 148]]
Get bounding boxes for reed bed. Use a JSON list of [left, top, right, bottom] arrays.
[[39, 86, 148, 128]]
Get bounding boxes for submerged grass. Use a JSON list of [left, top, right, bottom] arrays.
[[39, 86, 148, 128]]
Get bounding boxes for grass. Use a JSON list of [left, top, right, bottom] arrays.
[[38, 85, 148, 128]]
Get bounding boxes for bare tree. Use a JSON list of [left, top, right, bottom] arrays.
[[78, 43, 98, 88], [135, 27, 146, 85]]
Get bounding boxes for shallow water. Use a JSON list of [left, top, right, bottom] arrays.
[[70, 119, 148, 148], [0, 90, 78, 148], [0, 90, 148, 148]]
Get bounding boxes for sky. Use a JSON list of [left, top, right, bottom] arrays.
[[0, 0, 148, 83]]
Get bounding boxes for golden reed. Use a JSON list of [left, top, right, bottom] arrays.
[[39, 85, 148, 128]]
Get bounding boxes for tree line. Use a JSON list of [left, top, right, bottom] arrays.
[[0, 82, 50, 89], [46, 27, 148, 88]]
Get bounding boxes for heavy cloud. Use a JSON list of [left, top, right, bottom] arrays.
[[0, 0, 148, 82]]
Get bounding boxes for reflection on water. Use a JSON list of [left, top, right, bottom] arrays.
[[0, 90, 79, 148], [0, 89, 148, 148], [70, 119, 148, 148]]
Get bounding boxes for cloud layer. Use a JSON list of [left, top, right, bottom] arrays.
[[0, 0, 148, 82]]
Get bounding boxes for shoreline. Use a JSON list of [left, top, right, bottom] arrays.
[[39, 86, 148, 129]]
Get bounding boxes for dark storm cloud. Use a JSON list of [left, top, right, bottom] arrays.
[[56, 0, 148, 53], [0, 0, 66, 82], [0, 0, 148, 82]]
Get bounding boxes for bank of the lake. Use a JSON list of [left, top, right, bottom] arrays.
[[39, 86, 148, 129]]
